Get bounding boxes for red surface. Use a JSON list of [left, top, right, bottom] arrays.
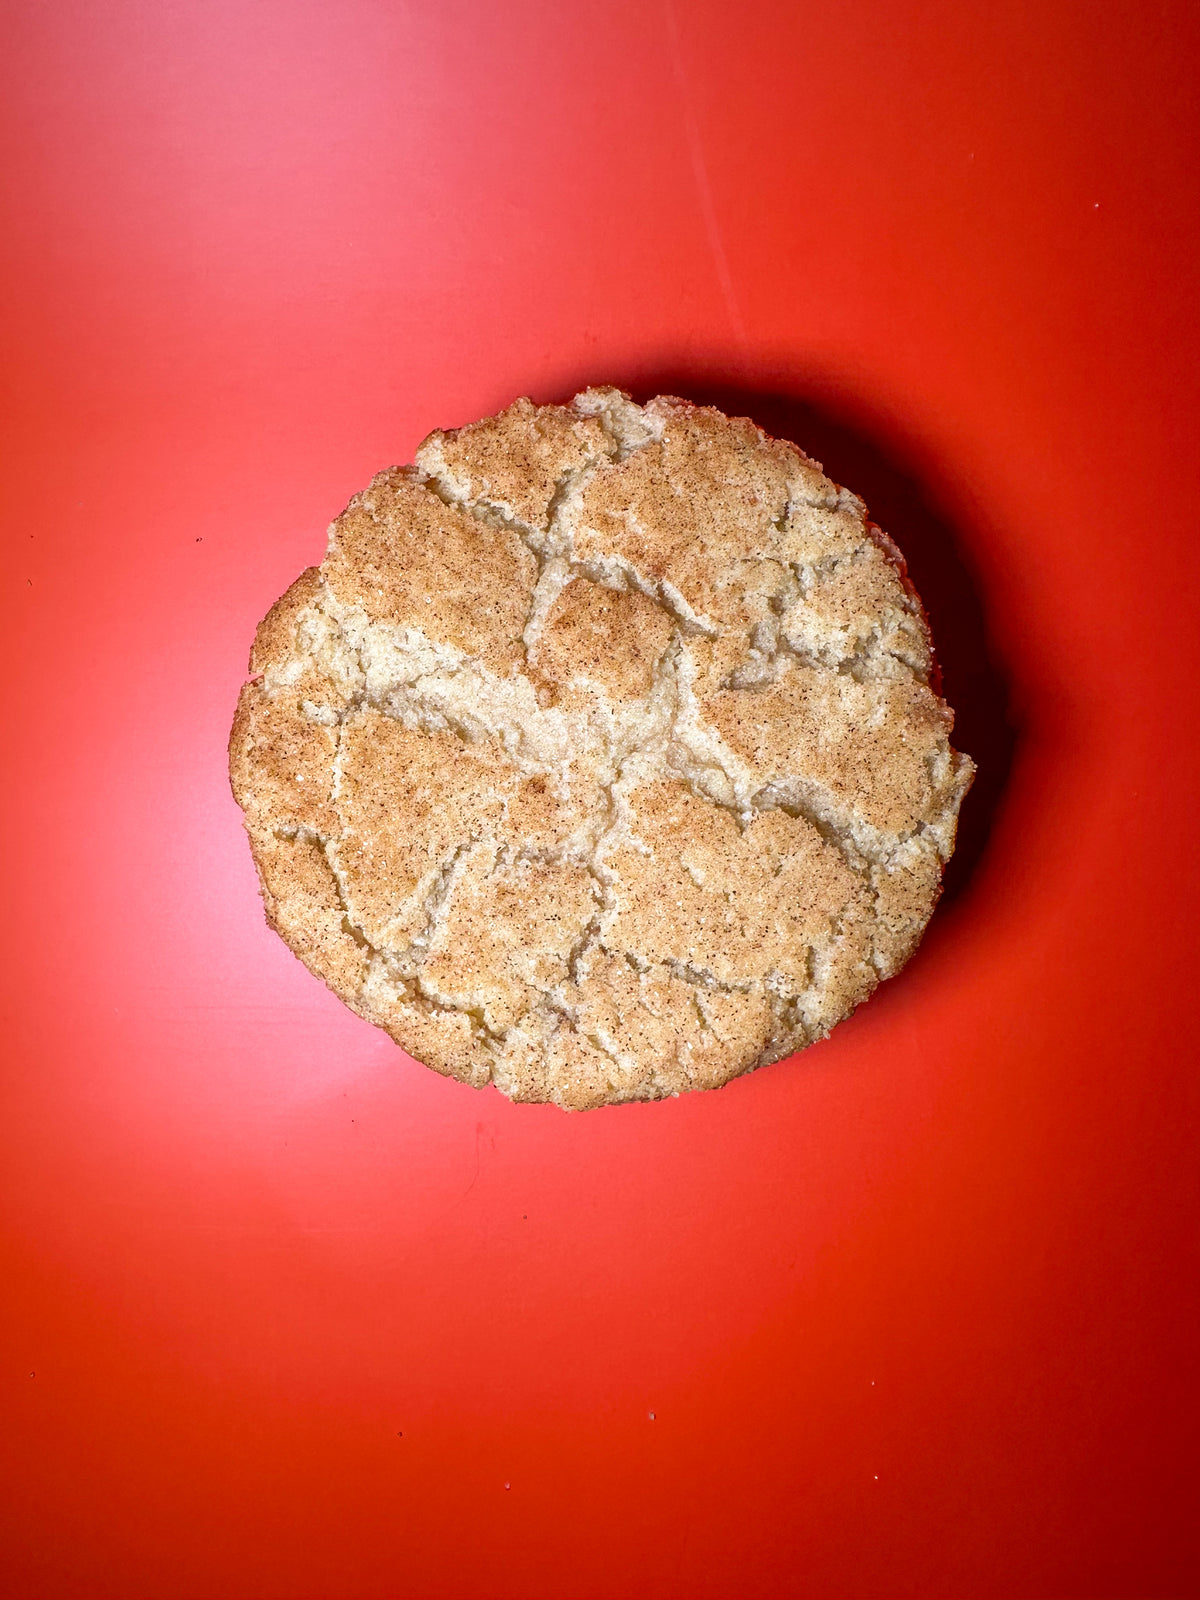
[[2, 2, 1198, 1596]]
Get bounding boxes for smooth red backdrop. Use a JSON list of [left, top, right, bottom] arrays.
[[2, 2, 1198, 1597]]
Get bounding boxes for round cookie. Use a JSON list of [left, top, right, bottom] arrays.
[[229, 389, 974, 1109]]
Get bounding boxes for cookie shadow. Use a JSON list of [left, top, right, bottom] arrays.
[[547, 363, 1020, 912]]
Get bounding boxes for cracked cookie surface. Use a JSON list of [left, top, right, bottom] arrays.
[[229, 388, 974, 1109]]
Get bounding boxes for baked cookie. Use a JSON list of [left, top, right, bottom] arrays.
[[230, 389, 974, 1109]]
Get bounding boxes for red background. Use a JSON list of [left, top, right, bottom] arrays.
[[2, 2, 1198, 1596]]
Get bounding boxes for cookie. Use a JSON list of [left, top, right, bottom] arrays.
[[229, 389, 974, 1109]]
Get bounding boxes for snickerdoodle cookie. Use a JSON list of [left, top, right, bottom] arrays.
[[230, 389, 973, 1108]]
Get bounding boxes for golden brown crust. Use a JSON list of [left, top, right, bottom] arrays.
[[250, 826, 371, 998], [415, 396, 610, 533], [700, 671, 956, 836], [323, 468, 536, 673], [603, 781, 862, 988], [532, 579, 675, 704], [248, 566, 325, 677], [229, 388, 974, 1108]]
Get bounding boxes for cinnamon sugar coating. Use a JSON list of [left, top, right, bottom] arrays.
[[230, 389, 973, 1107]]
